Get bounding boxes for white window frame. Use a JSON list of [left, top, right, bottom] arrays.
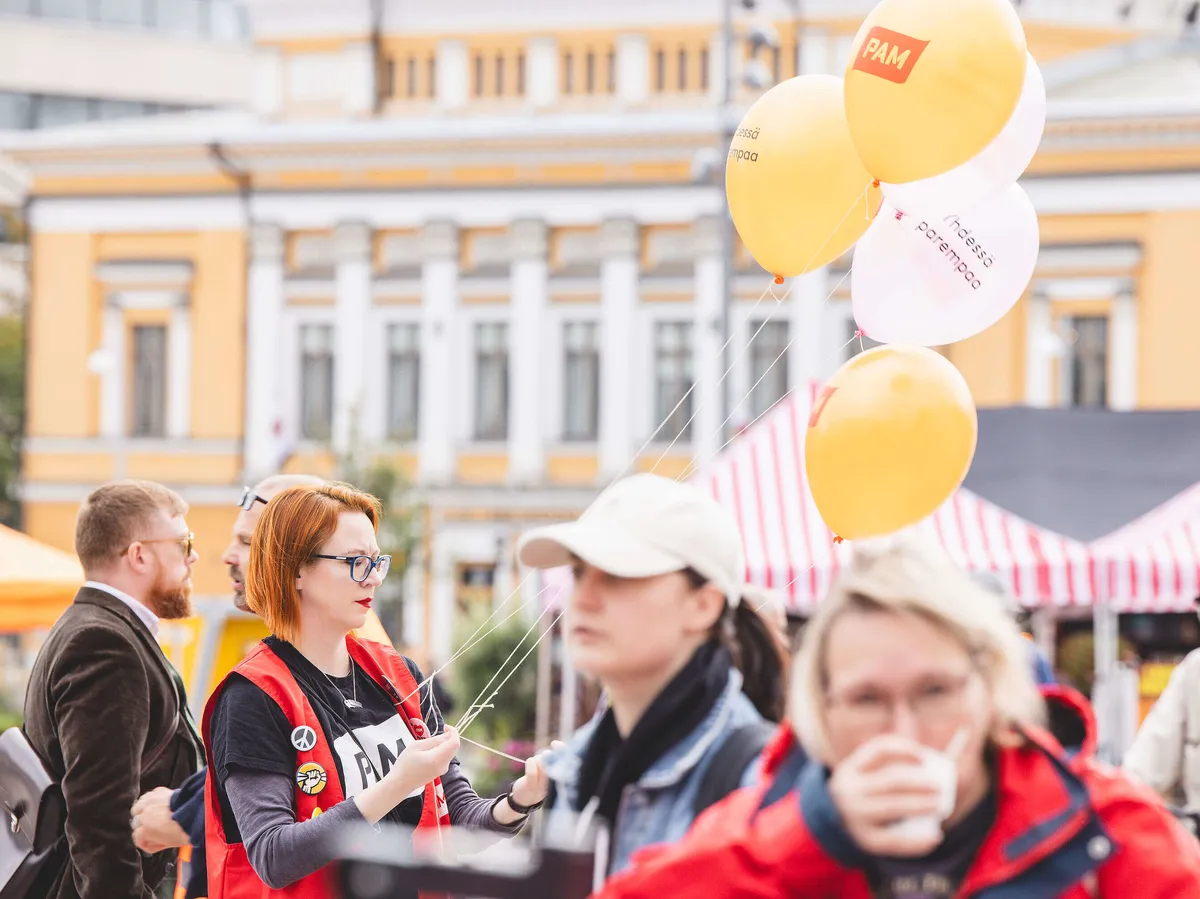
[[455, 306, 512, 450], [282, 306, 338, 452], [637, 303, 695, 448], [544, 303, 602, 451], [369, 304, 424, 447]]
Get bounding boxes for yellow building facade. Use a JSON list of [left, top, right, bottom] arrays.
[[7, 0, 1200, 696]]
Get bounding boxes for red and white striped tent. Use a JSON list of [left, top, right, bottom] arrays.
[[1092, 481, 1200, 613], [538, 384, 1100, 615], [689, 384, 1099, 615]]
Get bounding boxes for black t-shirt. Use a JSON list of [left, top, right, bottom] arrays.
[[209, 637, 442, 841], [866, 789, 997, 899]]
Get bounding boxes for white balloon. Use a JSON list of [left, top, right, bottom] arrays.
[[881, 53, 1046, 219], [851, 183, 1040, 347]]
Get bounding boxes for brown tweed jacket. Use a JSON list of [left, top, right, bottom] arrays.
[[22, 585, 203, 899]]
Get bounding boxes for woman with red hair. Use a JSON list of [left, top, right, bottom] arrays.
[[203, 483, 549, 898]]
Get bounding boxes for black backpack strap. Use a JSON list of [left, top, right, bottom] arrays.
[[692, 720, 777, 817]]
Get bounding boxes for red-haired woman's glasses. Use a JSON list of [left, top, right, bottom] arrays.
[[311, 554, 391, 583]]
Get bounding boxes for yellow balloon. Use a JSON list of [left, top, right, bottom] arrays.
[[805, 345, 977, 540], [726, 74, 881, 279], [844, 0, 1027, 184]]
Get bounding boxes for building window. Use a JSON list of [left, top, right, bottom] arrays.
[[406, 56, 417, 97], [677, 48, 688, 90], [386, 323, 420, 441], [700, 47, 709, 90], [1065, 316, 1109, 408], [473, 54, 484, 97], [586, 51, 596, 93], [655, 49, 666, 92], [474, 322, 509, 440], [563, 322, 600, 441], [456, 562, 496, 615], [130, 325, 166, 437], [427, 56, 437, 97], [495, 54, 505, 95], [383, 58, 396, 98], [563, 51, 574, 94], [606, 49, 617, 93], [749, 321, 789, 418], [517, 52, 526, 95], [299, 324, 334, 441], [655, 322, 694, 442]]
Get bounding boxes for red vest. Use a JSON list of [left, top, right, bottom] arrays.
[[202, 636, 452, 899]]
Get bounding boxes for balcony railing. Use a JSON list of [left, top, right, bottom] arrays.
[[0, 0, 249, 43]]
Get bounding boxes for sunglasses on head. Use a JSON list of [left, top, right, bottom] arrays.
[[239, 487, 269, 511]]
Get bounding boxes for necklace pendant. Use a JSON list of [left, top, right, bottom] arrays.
[[344, 699, 363, 710]]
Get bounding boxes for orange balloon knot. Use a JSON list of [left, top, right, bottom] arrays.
[[871, 179, 880, 188], [853, 329, 864, 339], [832, 535, 845, 545], [773, 275, 785, 285]]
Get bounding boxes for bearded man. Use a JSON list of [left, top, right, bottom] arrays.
[[23, 480, 205, 899]]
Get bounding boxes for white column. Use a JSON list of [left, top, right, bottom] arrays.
[[167, 297, 191, 439], [509, 219, 548, 484], [99, 300, 125, 439], [708, 29, 726, 102], [430, 528, 457, 664], [418, 221, 459, 484], [799, 27, 832, 75], [244, 223, 285, 479], [342, 40, 376, 116], [437, 39, 469, 110], [616, 34, 649, 106], [1025, 290, 1054, 408], [692, 215, 724, 465], [599, 219, 639, 478], [527, 37, 558, 108], [790, 269, 829, 390], [332, 222, 373, 457], [1109, 290, 1138, 410], [253, 48, 284, 118]]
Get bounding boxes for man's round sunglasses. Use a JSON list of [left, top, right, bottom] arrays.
[[239, 487, 269, 511], [311, 554, 392, 583]]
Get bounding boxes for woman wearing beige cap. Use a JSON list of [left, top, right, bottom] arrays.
[[517, 473, 790, 882]]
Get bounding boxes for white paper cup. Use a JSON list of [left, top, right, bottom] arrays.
[[886, 746, 957, 842]]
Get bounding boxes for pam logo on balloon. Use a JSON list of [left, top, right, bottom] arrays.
[[852, 26, 930, 85]]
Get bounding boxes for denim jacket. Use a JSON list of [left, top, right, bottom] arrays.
[[542, 669, 766, 881]]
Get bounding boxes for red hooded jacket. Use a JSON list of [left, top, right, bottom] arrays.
[[597, 687, 1200, 899]]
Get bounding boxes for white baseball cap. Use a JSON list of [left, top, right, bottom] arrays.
[[517, 473, 746, 607]]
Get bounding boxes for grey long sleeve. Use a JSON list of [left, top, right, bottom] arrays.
[[441, 757, 526, 835], [226, 767, 365, 889]]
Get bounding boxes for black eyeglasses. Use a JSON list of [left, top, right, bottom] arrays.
[[239, 487, 269, 511], [312, 554, 392, 583]]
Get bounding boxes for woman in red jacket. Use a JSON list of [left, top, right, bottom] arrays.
[[203, 483, 550, 898], [598, 536, 1200, 899]]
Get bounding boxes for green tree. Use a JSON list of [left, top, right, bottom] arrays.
[[449, 611, 539, 795], [0, 315, 23, 528], [335, 453, 423, 644]]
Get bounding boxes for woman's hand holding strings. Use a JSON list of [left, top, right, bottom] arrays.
[[354, 726, 460, 825]]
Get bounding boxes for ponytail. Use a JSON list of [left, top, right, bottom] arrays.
[[684, 568, 790, 721], [721, 601, 789, 722]]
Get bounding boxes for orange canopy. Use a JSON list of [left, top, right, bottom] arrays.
[[0, 524, 83, 631]]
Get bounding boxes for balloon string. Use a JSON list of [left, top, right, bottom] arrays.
[[459, 735, 526, 764], [749, 329, 861, 615]]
